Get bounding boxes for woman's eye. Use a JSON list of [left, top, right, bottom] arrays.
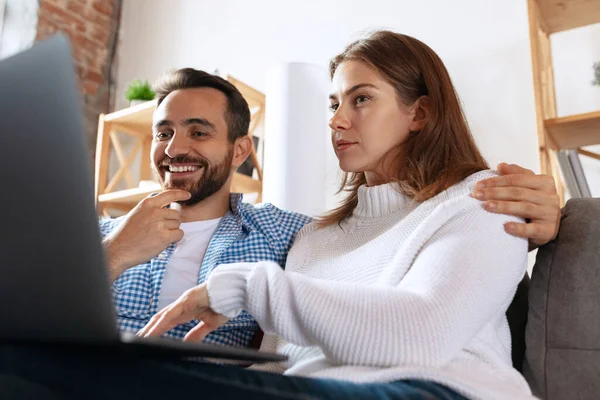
[[355, 95, 370, 105], [329, 103, 339, 112]]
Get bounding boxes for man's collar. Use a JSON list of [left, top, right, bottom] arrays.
[[229, 193, 243, 215]]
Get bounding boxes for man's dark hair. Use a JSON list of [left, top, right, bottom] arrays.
[[153, 68, 250, 142]]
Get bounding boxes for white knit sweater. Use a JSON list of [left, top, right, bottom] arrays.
[[207, 170, 535, 400]]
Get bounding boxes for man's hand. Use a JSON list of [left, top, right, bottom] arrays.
[[137, 283, 228, 341], [103, 189, 191, 282], [473, 163, 561, 250]]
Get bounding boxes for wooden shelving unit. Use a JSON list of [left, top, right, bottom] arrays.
[[545, 110, 600, 149], [527, 0, 600, 202], [94, 75, 265, 216]]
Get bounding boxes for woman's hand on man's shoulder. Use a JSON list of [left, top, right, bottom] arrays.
[[472, 163, 561, 251]]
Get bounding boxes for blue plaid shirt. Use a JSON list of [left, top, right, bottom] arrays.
[[99, 194, 311, 348]]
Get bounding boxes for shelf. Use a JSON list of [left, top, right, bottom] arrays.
[[224, 75, 265, 110], [537, 0, 600, 33], [103, 100, 156, 132], [545, 110, 600, 149], [98, 186, 157, 205], [98, 172, 261, 206]]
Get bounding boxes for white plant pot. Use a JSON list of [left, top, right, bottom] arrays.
[[129, 99, 148, 106]]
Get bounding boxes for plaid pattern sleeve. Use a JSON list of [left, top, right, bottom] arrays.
[[107, 195, 312, 348], [237, 203, 313, 266], [98, 217, 121, 239]]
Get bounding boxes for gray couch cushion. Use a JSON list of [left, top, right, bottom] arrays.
[[523, 198, 600, 400]]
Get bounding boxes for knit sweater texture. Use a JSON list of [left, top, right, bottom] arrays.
[[207, 170, 535, 400]]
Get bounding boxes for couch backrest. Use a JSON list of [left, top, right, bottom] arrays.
[[523, 198, 600, 400]]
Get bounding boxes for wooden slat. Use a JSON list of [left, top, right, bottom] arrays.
[[545, 110, 600, 149], [578, 148, 600, 161], [98, 186, 158, 205], [102, 202, 137, 213], [230, 172, 262, 194], [110, 133, 135, 188], [248, 107, 264, 180], [550, 151, 565, 206], [247, 106, 263, 139], [536, 0, 600, 33], [103, 100, 156, 131], [528, 0, 553, 176], [94, 116, 110, 201], [539, 29, 557, 120], [249, 150, 263, 181], [140, 137, 153, 181], [105, 138, 144, 193], [111, 123, 151, 139], [226, 75, 265, 110]]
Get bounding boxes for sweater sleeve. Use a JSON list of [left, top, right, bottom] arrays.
[[207, 204, 528, 368]]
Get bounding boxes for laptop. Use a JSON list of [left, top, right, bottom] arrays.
[[0, 33, 285, 364]]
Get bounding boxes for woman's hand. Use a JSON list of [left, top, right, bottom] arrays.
[[137, 283, 229, 341], [473, 163, 561, 250]]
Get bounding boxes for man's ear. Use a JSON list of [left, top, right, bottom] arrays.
[[231, 135, 253, 170], [409, 96, 430, 132]]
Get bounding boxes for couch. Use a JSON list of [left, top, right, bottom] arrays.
[[508, 198, 600, 400]]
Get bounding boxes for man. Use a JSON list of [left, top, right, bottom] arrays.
[[102, 68, 311, 347], [102, 68, 559, 348]]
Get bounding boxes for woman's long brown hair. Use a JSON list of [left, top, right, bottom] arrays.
[[318, 31, 488, 227]]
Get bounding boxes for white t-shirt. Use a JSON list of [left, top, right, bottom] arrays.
[[157, 218, 221, 310]]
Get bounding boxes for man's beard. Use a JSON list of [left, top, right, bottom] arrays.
[[154, 149, 233, 206]]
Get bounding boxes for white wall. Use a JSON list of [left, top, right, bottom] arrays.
[[0, 0, 38, 60], [115, 0, 600, 210]]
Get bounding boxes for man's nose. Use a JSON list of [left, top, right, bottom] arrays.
[[164, 132, 190, 159]]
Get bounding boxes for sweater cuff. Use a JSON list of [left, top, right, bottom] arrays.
[[206, 263, 255, 319]]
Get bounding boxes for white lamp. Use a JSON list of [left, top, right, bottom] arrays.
[[262, 63, 330, 217]]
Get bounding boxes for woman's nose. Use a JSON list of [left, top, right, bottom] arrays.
[[329, 107, 351, 131]]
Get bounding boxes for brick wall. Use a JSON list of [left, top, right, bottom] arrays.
[[36, 0, 122, 153]]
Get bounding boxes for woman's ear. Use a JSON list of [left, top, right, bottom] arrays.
[[231, 135, 253, 170], [409, 96, 430, 132]]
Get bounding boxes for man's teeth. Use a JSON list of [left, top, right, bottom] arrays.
[[168, 165, 201, 173]]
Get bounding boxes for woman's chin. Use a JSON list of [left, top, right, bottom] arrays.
[[338, 161, 365, 174]]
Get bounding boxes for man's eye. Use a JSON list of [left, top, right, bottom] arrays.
[[155, 132, 172, 140], [192, 131, 207, 137], [329, 103, 339, 112]]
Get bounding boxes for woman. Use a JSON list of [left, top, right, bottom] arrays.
[[137, 31, 535, 399]]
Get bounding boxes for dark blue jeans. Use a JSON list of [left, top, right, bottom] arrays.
[[0, 344, 466, 400]]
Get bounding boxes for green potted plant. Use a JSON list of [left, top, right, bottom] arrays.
[[124, 79, 155, 106]]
